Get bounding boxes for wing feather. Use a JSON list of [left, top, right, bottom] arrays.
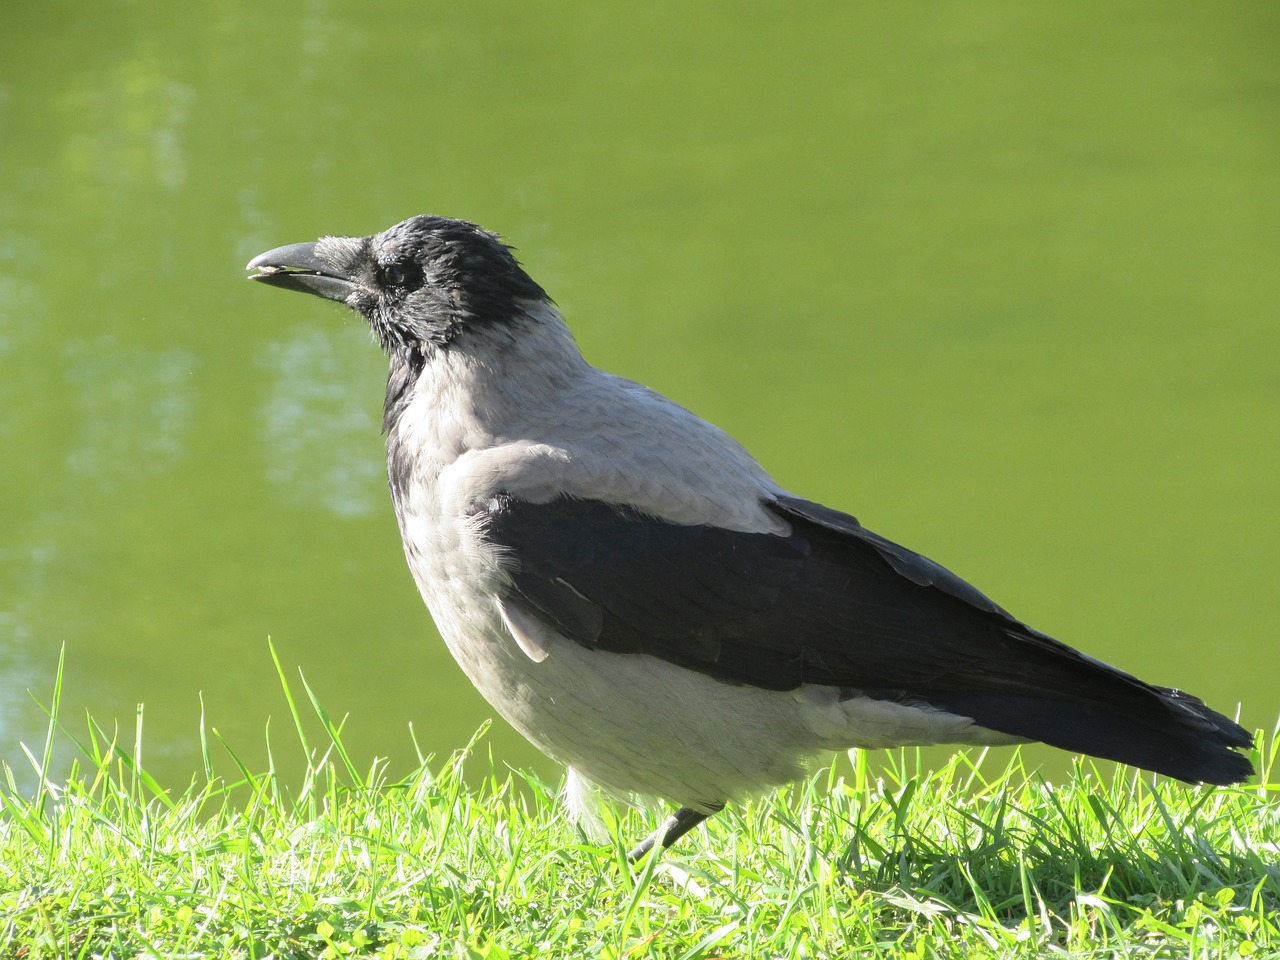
[[475, 491, 1252, 784]]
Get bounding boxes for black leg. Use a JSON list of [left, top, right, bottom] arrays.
[[627, 804, 723, 862]]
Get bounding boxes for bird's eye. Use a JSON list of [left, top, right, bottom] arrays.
[[382, 263, 408, 286]]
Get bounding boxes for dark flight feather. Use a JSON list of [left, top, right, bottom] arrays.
[[475, 492, 1253, 785]]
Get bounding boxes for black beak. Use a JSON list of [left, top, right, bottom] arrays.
[[246, 242, 356, 303]]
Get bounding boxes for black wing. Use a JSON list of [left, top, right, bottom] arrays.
[[476, 492, 1252, 785]]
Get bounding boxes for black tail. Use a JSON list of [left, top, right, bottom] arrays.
[[766, 497, 1255, 785], [926, 684, 1254, 785]]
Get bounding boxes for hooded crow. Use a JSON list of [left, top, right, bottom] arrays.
[[248, 215, 1252, 859]]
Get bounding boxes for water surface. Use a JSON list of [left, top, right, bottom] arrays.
[[2, 2, 1277, 792]]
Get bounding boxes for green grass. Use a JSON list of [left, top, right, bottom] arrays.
[[1, 649, 1277, 959]]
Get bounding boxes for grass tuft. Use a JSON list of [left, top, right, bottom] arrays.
[[0, 651, 1276, 958]]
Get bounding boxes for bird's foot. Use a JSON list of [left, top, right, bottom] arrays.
[[626, 803, 722, 863]]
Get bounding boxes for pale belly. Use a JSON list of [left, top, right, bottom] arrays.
[[424, 580, 820, 808]]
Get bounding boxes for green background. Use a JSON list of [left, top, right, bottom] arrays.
[[2, 1, 1276, 791]]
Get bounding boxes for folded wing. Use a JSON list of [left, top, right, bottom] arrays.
[[475, 492, 1253, 785]]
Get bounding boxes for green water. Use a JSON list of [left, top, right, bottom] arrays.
[[2, 2, 1277, 792]]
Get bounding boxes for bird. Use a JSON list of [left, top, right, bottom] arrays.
[[247, 214, 1253, 860]]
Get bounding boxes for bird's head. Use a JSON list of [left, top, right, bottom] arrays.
[[247, 215, 548, 354]]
